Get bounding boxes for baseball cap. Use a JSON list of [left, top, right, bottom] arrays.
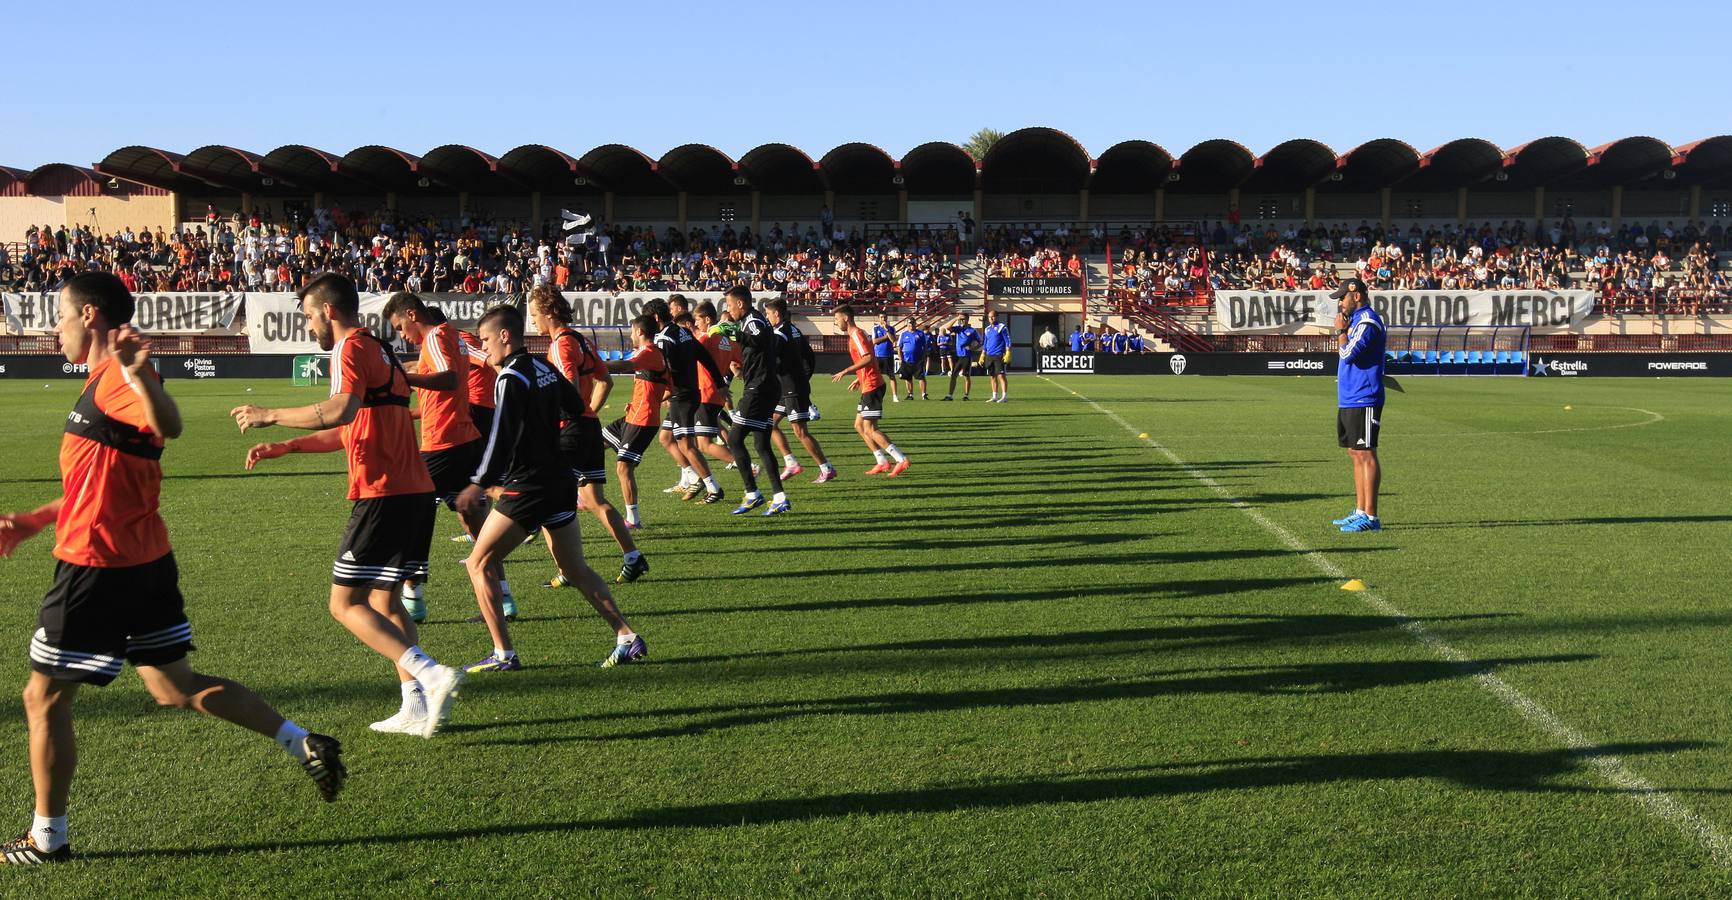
[[1329, 277, 1367, 300]]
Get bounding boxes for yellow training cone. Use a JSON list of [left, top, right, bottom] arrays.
[[1563, 405, 1573, 410], [1340, 579, 1368, 592], [1137, 432, 1149, 439]]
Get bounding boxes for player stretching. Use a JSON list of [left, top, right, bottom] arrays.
[[982, 307, 1011, 402], [765, 298, 838, 483], [0, 274, 344, 865], [235, 273, 463, 738], [381, 293, 511, 623], [831, 304, 911, 476], [895, 317, 928, 400], [602, 318, 672, 527], [688, 304, 743, 473], [1330, 277, 1387, 532], [721, 286, 790, 515], [456, 305, 647, 672], [942, 313, 980, 401], [528, 287, 649, 584], [647, 298, 728, 504]]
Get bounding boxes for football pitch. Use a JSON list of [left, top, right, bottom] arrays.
[[1, 373, 1730, 896]]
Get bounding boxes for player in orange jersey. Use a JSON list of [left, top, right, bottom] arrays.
[[831, 304, 910, 476], [0, 273, 343, 865], [234, 273, 464, 738], [602, 317, 672, 525]]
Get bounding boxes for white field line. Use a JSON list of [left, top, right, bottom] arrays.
[[1040, 376, 1730, 866], [1154, 406, 1666, 440]]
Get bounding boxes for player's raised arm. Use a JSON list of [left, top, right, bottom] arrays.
[[109, 325, 182, 440], [232, 391, 360, 433], [245, 428, 344, 470]]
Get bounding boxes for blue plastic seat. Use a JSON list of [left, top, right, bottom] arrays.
[[1511, 351, 1525, 363], [1424, 350, 1438, 364]]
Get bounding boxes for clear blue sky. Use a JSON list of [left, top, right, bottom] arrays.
[[5, 0, 1720, 170]]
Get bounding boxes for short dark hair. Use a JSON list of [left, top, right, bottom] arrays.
[[667, 294, 689, 311], [764, 297, 788, 317], [724, 285, 752, 304], [299, 272, 360, 319], [63, 271, 134, 325], [642, 298, 670, 325], [631, 314, 657, 337], [477, 303, 525, 337], [674, 311, 694, 327], [380, 291, 427, 320], [834, 303, 856, 319], [693, 300, 718, 320]]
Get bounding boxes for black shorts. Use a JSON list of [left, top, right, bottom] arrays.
[[874, 356, 892, 376], [775, 383, 814, 422], [424, 440, 483, 500], [985, 357, 1006, 376], [604, 418, 659, 464], [470, 404, 494, 437], [695, 402, 726, 438], [32, 553, 193, 685], [733, 388, 779, 431], [895, 357, 923, 380], [667, 394, 699, 438], [1338, 405, 1383, 450], [857, 385, 886, 419], [495, 480, 578, 533], [559, 417, 607, 486], [334, 492, 436, 587]]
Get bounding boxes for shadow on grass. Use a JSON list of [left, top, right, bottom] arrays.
[[79, 738, 1711, 860], [1395, 514, 1732, 530], [461, 653, 1594, 743]]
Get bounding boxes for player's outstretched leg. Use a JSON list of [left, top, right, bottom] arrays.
[[541, 520, 646, 667], [463, 509, 528, 674]]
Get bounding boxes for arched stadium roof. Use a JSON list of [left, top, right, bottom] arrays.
[[2, 136, 1724, 198]]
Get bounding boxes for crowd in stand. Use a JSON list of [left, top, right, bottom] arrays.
[[0, 207, 962, 308]]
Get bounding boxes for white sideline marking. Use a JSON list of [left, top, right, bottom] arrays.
[[1042, 376, 1731, 866], [1173, 405, 1667, 440]]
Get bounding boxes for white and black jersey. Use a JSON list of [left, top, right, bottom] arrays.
[[775, 321, 816, 392], [472, 349, 585, 490], [655, 324, 724, 402], [733, 310, 779, 394]]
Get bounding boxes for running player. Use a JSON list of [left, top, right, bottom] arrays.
[[446, 321, 497, 551], [765, 298, 837, 484], [684, 306, 742, 474], [720, 286, 790, 515], [871, 315, 897, 402], [0, 273, 344, 864], [830, 304, 911, 476], [528, 287, 649, 584], [602, 317, 672, 527], [455, 305, 647, 672], [943, 313, 981, 401], [982, 307, 1012, 403], [235, 273, 463, 738], [895, 316, 927, 401], [646, 297, 727, 504], [381, 293, 511, 623]]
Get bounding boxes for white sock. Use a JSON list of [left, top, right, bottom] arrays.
[[886, 445, 907, 463], [783, 454, 798, 468], [494, 647, 516, 660], [274, 720, 310, 761], [820, 462, 834, 473], [873, 450, 888, 464], [625, 504, 640, 524], [397, 646, 438, 678], [400, 680, 427, 715], [772, 491, 788, 504], [701, 476, 719, 492], [678, 467, 696, 487], [31, 814, 66, 852], [401, 582, 423, 601], [616, 632, 637, 646], [745, 490, 762, 501], [1353, 508, 1365, 517]]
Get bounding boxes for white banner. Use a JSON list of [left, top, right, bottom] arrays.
[[1213, 290, 1597, 334], [535, 291, 754, 333], [4, 292, 243, 334]]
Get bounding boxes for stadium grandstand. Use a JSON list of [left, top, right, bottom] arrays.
[[4, 129, 1732, 358]]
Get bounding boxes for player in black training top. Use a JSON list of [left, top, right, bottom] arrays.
[[645, 297, 728, 504], [454, 305, 647, 673], [764, 298, 836, 483], [720, 286, 790, 516]]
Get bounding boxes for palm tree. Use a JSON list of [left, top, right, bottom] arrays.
[[962, 128, 1004, 160]]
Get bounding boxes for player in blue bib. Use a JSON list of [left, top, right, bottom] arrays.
[[1330, 277, 1387, 532], [1068, 326, 1085, 353], [942, 314, 980, 401], [981, 308, 1011, 402], [871, 318, 897, 401], [895, 319, 928, 401]]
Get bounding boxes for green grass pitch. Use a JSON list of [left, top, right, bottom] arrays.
[[0, 372, 1730, 895]]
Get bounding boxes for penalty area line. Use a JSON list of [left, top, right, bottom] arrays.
[[1038, 375, 1732, 867]]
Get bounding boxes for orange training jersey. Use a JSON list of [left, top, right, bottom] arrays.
[[848, 326, 884, 392], [457, 329, 497, 410], [624, 346, 669, 428], [55, 358, 171, 568], [331, 330, 435, 500], [416, 322, 479, 452], [547, 327, 607, 420], [695, 331, 734, 406]]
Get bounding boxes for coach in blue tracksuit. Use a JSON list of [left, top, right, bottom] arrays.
[[1068, 326, 1085, 353], [982, 308, 1011, 402], [1331, 277, 1386, 532], [896, 319, 928, 400]]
